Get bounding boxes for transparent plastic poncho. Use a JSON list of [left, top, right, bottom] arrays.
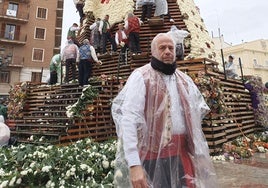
[[112, 64, 218, 188]]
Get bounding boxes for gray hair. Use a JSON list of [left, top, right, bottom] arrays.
[[151, 33, 176, 56]]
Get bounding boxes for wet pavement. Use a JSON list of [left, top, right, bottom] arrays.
[[213, 152, 268, 188]]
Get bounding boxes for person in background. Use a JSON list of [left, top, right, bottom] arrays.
[[136, 0, 155, 22], [49, 54, 61, 85], [67, 23, 83, 47], [225, 55, 238, 79], [78, 39, 102, 87], [124, 12, 142, 55], [112, 33, 218, 188], [61, 39, 80, 83], [0, 115, 10, 147], [99, 15, 117, 55], [115, 23, 128, 63], [90, 18, 101, 56], [0, 99, 7, 121], [73, 0, 85, 22], [154, 0, 174, 22], [167, 25, 189, 60]]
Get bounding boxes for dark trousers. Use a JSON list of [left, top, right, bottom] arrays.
[[119, 44, 128, 62], [101, 32, 117, 54], [129, 32, 141, 54], [65, 58, 76, 83], [76, 4, 85, 21], [50, 71, 57, 85], [78, 59, 92, 86], [141, 4, 153, 21], [143, 156, 193, 188]]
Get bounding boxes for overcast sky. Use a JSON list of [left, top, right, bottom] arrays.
[[61, 0, 268, 47], [194, 0, 268, 45]]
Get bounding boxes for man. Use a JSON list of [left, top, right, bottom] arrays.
[[73, 0, 85, 22], [99, 15, 117, 55], [49, 54, 61, 85], [225, 55, 238, 79], [136, 0, 155, 22], [154, 0, 175, 22], [89, 18, 101, 55], [112, 33, 218, 187], [78, 39, 102, 86], [67, 23, 82, 47], [61, 39, 80, 83], [167, 25, 189, 60], [124, 13, 142, 55], [115, 23, 128, 63]]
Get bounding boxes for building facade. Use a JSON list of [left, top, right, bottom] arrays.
[[0, 0, 63, 97]]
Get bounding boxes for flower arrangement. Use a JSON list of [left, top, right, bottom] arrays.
[[0, 138, 117, 187], [189, 71, 228, 116], [212, 132, 268, 161], [244, 76, 268, 127], [66, 85, 99, 118], [7, 82, 28, 119]]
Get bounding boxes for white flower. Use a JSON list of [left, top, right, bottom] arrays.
[[114, 169, 123, 179], [16, 178, 22, 184], [30, 162, 36, 168], [42, 166, 52, 172], [80, 164, 88, 170], [20, 170, 28, 176], [0, 180, 9, 187], [102, 160, 109, 169], [229, 156, 234, 161], [29, 135, 34, 141], [0, 168, 4, 176], [110, 160, 115, 168], [9, 176, 16, 187]]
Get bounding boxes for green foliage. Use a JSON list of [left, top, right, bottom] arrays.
[[66, 85, 99, 118]]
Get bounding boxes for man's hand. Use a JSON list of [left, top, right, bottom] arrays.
[[130, 165, 148, 188]]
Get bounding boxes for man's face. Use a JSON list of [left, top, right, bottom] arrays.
[[154, 36, 175, 64], [105, 15, 109, 21]]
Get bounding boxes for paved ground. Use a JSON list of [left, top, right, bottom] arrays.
[[213, 152, 268, 188]]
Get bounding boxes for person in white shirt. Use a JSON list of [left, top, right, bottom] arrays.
[[225, 55, 238, 79], [73, 0, 85, 22], [112, 33, 218, 188], [167, 25, 189, 60], [115, 23, 128, 63]]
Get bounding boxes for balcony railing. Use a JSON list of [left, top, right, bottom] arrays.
[[0, 31, 27, 45], [8, 0, 30, 4], [0, 8, 29, 22]]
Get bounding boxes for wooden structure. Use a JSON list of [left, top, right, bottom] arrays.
[[7, 1, 262, 153]]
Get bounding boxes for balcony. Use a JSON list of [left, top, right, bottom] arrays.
[[0, 31, 27, 45], [0, 48, 23, 69], [7, 0, 30, 4], [0, 8, 29, 23]]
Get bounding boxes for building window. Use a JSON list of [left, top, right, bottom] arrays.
[[0, 71, 10, 83], [7, 3, 18, 17], [32, 48, 44, 62], [34, 27, 46, 40], [4, 24, 16, 40], [31, 72, 42, 82], [36, 7, 47, 19]]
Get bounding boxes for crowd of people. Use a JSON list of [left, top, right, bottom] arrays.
[[48, 0, 189, 86]]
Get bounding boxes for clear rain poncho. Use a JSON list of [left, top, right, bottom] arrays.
[[112, 64, 218, 188]]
